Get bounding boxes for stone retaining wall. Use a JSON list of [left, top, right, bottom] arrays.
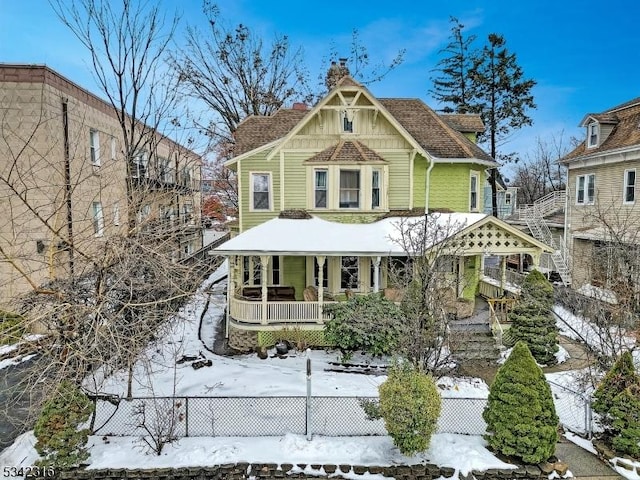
[[37, 462, 549, 480]]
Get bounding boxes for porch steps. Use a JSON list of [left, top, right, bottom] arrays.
[[449, 301, 501, 363]]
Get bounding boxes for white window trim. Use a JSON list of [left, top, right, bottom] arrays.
[[575, 173, 596, 205], [587, 123, 599, 148], [372, 168, 382, 209], [314, 169, 328, 209], [90, 130, 100, 166], [505, 192, 512, 205], [92, 201, 104, 237], [249, 171, 273, 212], [307, 165, 388, 211], [623, 168, 636, 204], [469, 170, 480, 212]]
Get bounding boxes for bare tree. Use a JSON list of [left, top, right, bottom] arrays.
[[512, 133, 571, 204], [0, 0, 207, 442], [389, 214, 474, 375]]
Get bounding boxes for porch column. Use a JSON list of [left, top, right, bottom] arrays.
[[531, 252, 541, 269], [227, 256, 235, 332], [316, 255, 325, 323], [373, 256, 381, 293], [260, 255, 270, 325], [500, 256, 507, 293]]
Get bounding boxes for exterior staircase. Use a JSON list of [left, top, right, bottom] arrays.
[[449, 298, 502, 364], [515, 190, 571, 286]]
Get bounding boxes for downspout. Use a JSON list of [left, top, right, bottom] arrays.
[[424, 157, 435, 214]]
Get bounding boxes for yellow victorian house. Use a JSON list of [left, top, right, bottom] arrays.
[[215, 75, 551, 351]]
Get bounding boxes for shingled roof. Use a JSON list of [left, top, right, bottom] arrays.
[[563, 97, 640, 162], [305, 140, 387, 163], [439, 113, 485, 133], [230, 84, 495, 163], [379, 98, 494, 162], [232, 109, 309, 156]]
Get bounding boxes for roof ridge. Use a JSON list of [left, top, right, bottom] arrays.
[[329, 140, 345, 161], [421, 102, 477, 158]]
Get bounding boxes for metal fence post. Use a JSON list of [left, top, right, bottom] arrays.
[[306, 349, 312, 441], [185, 397, 189, 437]]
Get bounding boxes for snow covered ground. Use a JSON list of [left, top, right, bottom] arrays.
[[1, 263, 629, 478]]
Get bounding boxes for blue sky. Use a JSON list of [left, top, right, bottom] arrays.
[[1, 0, 639, 165]]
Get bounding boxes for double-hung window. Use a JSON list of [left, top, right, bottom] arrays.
[[314, 170, 328, 208], [624, 169, 636, 204], [132, 151, 148, 178], [340, 256, 359, 290], [92, 201, 104, 236], [251, 173, 271, 210], [372, 170, 381, 208], [339, 170, 360, 208], [469, 172, 479, 211], [89, 130, 100, 166], [576, 174, 595, 205], [588, 123, 599, 148]]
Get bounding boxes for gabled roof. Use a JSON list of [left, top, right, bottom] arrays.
[[228, 76, 496, 165], [305, 140, 387, 163], [379, 99, 494, 162], [563, 96, 640, 163], [439, 113, 485, 133]]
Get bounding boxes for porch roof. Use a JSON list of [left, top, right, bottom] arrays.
[[214, 213, 552, 257]]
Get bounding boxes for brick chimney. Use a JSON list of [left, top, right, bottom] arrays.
[[292, 102, 308, 111], [325, 58, 350, 90]]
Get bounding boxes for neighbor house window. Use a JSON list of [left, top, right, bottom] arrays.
[[89, 130, 100, 166], [132, 151, 148, 178], [251, 173, 271, 210], [505, 192, 512, 205], [372, 170, 381, 208], [470, 172, 479, 211], [624, 169, 636, 204], [339, 170, 360, 208], [314, 170, 328, 208], [137, 204, 151, 225], [92, 201, 104, 236], [110, 137, 116, 161], [113, 202, 120, 226], [340, 256, 359, 289], [588, 123, 599, 148], [576, 174, 595, 204]]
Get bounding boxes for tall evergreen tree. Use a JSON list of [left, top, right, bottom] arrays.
[[508, 269, 559, 365], [429, 17, 477, 114], [469, 34, 536, 216]]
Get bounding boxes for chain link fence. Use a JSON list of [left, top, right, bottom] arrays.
[[547, 380, 595, 437], [91, 395, 488, 438]]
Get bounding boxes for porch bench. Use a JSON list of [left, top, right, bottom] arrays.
[[241, 286, 296, 301]]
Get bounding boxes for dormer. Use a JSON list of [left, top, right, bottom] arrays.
[[579, 113, 618, 149]]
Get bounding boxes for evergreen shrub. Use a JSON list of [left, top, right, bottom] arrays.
[[483, 341, 559, 464], [0, 310, 25, 345], [508, 270, 559, 365], [34, 381, 94, 469]]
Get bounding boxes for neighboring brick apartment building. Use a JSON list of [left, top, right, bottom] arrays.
[[0, 64, 202, 305]]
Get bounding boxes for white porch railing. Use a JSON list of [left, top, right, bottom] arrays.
[[230, 297, 337, 325]]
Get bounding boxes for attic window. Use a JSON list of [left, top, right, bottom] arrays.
[[587, 123, 599, 148], [342, 110, 354, 133]]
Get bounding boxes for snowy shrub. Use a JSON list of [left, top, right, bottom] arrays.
[[593, 350, 640, 458], [0, 310, 25, 345], [324, 294, 405, 360], [34, 381, 94, 469], [508, 270, 558, 365], [483, 341, 559, 464], [376, 362, 441, 455]]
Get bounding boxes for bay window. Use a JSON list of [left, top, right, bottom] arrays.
[[339, 170, 360, 208]]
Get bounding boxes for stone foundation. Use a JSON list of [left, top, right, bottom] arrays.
[[228, 325, 258, 352], [50, 462, 548, 479]]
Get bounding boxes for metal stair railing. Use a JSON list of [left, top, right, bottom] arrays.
[[521, 191, 571, 286]]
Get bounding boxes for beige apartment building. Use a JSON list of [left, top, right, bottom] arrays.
[[0, 64, 202, 306]]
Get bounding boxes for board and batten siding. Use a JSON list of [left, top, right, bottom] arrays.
[[429, 163, 483, 212]]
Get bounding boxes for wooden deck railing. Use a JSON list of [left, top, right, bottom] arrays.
[[230, 297, 338, 325]]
